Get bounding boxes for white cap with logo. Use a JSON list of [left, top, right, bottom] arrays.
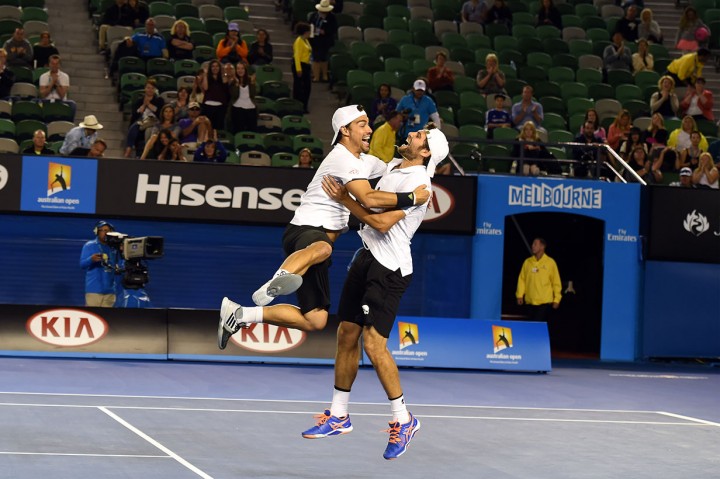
[[413, 79, 426, 91], [331, 105, 367, 144], [425, 128, 449, 178]]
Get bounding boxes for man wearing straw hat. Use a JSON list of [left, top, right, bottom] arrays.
[[59, 115, 104, 156], [308, 0, 337, 82]]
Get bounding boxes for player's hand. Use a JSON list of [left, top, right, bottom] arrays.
[[321, 175, 349, 202], [413, 184, 430, 204]]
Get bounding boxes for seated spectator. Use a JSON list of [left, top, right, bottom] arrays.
[[396, 79, 441, 137], [109, 36, 136, 78], [427, 52, 454, 93], [573, 121, 606, 178], [638, 8, 663, 44], [98, 0, 132, 52], [248, 29, 274, 66], [692, 152, 719, 188], [511, 121, 558, 176], [3, 28, 33, 68], [607, 109, 632, 151], [475, 52, 507, 97], [160, 138, 188, 161], [643, 112, 669, 159], [511, 85, 544, 133], [141, 127, 175, 160], [675, 129, 704, 171], [650, 75, 679, 118], [669, 166, 695, 187], [580, 108, 607, 142], [485, 93, 512, 139], [0, 48, 15, 99], [616, 4, 640, 42], [668, 115, 709, 152], [537, 0, 562, 29], [485, 0, 512, 28], [131, 18, 167, 60], [369, 83, 397, 126], [194, 129, 228, 163], [369, 110, 403, 163], [87, 139, 108, 158], [623, 144, 662, 183], [125, 0, 149, 29], [178, 101, 211, 147], [33, 32, 59, 69], [632, 38, 654, 75], [168, 20, 194, 61], [675, 6, 710, 52], [216, 23, 248, 64], [229, 62, 257, 134], [618, 126, 647, 162], [461, 0, 486, 24], [603, 32, 632, 74], [679, 77, 714, 122], [124, 78, 164, 157], [59, 115, 103, 156], [22, 129, 54, 155], [38, 54, 77, 119], [172, 87, 191, 120], [295, 147, 314, 168], [147, 104, 180, 143], [664, 48, 710, 87]]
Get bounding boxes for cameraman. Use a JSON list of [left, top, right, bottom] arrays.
[[79, 220, 122, 307], [396, 79, 441, 139]]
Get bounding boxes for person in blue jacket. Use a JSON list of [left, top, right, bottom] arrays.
[[79, 220, 122, 307]]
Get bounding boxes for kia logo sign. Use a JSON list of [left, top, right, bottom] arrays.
[[26, 309, 109, 347], [0, 164, 8, 191], [424, 183, 454, 222], [232, 323, 306, 352]]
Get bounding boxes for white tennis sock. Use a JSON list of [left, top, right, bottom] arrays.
[[390, 395, 409, 424], [330, 387, 351, 418], [240, 305, 263, 324]]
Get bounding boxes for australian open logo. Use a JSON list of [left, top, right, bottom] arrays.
[[683, 210, 710, 237], [399, 321, 419, 350], [492, 325, 513, 353], [47, 162, 71, 196]]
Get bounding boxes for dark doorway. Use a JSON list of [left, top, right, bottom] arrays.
[[501, 213, 604, 358]]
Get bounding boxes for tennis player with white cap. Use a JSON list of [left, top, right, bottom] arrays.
[[218, 105, 432, 348], [300, 125, 449, 460]]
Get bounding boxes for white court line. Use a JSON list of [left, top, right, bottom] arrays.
[[0, 402, 713, 427], [656, 411, 720, 427], [98, 407, 213, 479], [0, 452, 169, 458]]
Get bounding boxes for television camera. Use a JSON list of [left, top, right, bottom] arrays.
[[105, 232, 164, 289]]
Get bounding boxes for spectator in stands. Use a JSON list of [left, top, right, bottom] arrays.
[[216, 23, 248, 64], [461, 0, 486, 24], [87, 139, 108, 158], [476, 53, 506, 96], [632, 38, 654, 75], [147, 104, 180, 143], [537, 0, 562, 29], [141, 127, 175, 160], [179, 101, 211, 147], [161, 138, 188, 161], [292, 22, 312, 114], [168, 20, 194, 61], [426, 52, 454, 93], [485, 0, 512, 28], [616, 4, 640, 42], [109, 36, 135, 78], [665, 48, 710, 88], [3, 28, 33, 68], [669, 166, 694, 187], [248, 29, 274, 66], [512, 121, 558, 176], [229, 62, 257, 134], [618, 126, 647, 162], [33, 32, 59, 69], [38, 55, 76, 119], [581, 108, 607, 142], [369, 83, 397, 127], [98, 0, 131, 53], [485, 93, 512, 139], [608, 109, 632, 151], [125, 0, 149, 29], [638, 8, 663, 44], [200, 59, 230, 131], [662, 116, 709, 172], [679, 77, 714, 122], [295, 147, 314, 168], [573, 120, 606, 178], [396, 79, 441, 137], [624, 144, 662, 183], [131, 18, 167, 60], [675, 6, 710, 52], [60, 115, 103, 156], [194, 129, 228, 163], [650, 75, 680, 119], [675, 130, 704, 171], [511, 85, 544, 133], [309, 0, 337, 83], [692, 152, 719, 188], [603, 31, 632, 75], [172, 86, 191, 119], [22, 129, 54, 155], [0, 48, 15, 100], [369, 110, 403, 163], [643, 112, 669, 161], [124, 78, 163, 157]]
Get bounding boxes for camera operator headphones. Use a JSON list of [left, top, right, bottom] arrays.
[[93, 220, 114, 236]]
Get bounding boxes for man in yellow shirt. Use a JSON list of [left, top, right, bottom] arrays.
[[516, 238, 562, 321], [369, 111, 403, 163], [665, 48, 710, 87]]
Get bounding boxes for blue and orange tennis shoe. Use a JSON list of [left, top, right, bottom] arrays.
[[301, 410, 353, 439], [382, 412, 420, 460]]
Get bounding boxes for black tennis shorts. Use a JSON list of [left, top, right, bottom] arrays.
[[282, 224, 334, 314]]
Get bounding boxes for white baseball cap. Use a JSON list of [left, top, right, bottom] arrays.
[[426, 128, 449, 177], [331, 105, 367, 144], [413, 79, 426, 91]]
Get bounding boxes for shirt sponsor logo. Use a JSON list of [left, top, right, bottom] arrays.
[[508, 184, 602, 209], [424, 183, 454, 222], [26, 309, 108, 347], [232, 323, 306, 352]]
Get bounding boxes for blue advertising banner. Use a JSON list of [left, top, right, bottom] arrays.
[[367, 316, 551, 372], [470, 176, 643, 361], [20, 156, 97, 213]]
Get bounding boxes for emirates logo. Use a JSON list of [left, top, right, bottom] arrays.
[[683, 210, 710, 237]]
